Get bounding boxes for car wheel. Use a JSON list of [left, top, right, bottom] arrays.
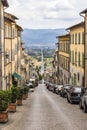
[[70, 99, 73, 104], [79, 100, 82, 109], [83, 103, 87, 113]]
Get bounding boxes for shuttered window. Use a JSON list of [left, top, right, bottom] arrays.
[[78, 52, 80, 66], [82, 32, 85, 44], [82, 53, 84, 68]]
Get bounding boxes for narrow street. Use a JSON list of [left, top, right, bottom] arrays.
[[1, 84, 87, 130]]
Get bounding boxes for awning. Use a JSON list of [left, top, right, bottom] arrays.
[[12, 72, 21, 80]]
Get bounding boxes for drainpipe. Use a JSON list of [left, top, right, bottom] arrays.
[[66, 30, 71, 84], [11, 23, 13, 87], [79, 13, 85, 87], [3, 7, 8, 90]]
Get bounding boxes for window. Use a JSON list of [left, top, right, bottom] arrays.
[[71, 34, 72, 44], [75, 51, 77, 65], [77, 73, 80, 81], [74, 73, 76, 85], [71, 34, 74, 44], [72, 51, 74, 64], [12, 29, 15, 38], [66, 41, 69, 53], [15, 44, 17, 54], [17, 40, 20, 50], [8, 26, 11, 38], [82, 53, 84, 67], [5, 24, 8, 37], [70, 34, 74, 44], [75, 33, 77, 44], [15, 29, 17, 37], [70, 51, 71, 62], [82, 32, 85, 44], [78, 52, 80, 66], [78, 33, 80, 44], [12, 49, 15, 61]]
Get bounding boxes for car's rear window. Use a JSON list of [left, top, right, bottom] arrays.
[[74, 88, 81, 92]]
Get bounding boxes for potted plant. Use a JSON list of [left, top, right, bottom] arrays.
[[16, 87, 23, 106], [22, 86, 29, 100], [8, 86, 18, 112], [0, 90, 10, 122]]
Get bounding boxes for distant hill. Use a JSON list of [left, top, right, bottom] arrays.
[[22, 28, 67, 48]]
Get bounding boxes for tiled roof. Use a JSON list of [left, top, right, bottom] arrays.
[[66, 21, 84, 30], [56, 33, 70, 38], [80, 9, 87, 14]]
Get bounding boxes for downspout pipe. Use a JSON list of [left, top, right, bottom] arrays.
[[79, 13, 85, 87], [3, 7, 9, 90]]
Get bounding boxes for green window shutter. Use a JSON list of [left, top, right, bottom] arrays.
[[72, 51, 74, 64], [71, 34, 74, 44], [70, 35, 71, 44], [70, 51, 71, 62], [78, 52, 80, 66], [78, 33, 80, 44], [72, 34, 74, 44], [73, 34, 74, 44], [82, 32, 85, 44], [74, 74, 76, 85], [70, 34, 72, 44], [75, 33, 77, 44], [82, 53, 84, 67], [75, 51, 77, 65]]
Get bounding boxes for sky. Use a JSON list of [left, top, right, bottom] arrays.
[[6, 0, 87, 29]]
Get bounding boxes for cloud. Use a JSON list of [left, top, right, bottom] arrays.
[[7, 0, 86, 29]]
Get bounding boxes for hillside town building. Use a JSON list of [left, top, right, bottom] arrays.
[[56, 34, 70, 85], [67, 22, 84, 86], [0, 1, 35, 90]]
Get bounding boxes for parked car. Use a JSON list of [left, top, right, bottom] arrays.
[[46, 82, 50, 89], [53, 84, 58, 93], [26, 81, 35, 92], [55, 85, 63, 95], [67, 86, 82, 104], [79, 88, 87, 113], [49, 83, 55, 92], [29, 86, 35, 92], [26, 81, 33, 87], [60, 84, 73, 97]]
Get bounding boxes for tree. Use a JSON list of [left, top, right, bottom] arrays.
[[35, 66, 42, 80]]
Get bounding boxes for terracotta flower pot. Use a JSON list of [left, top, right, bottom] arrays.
[[16, 99, 22, 106], [8, 103, 16, 112], [0, 110, 8, 123], [26, 93, 28, 98], [22, 93, 28, 100]]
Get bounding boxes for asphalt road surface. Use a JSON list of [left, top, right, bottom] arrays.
[[1, 84, 87, 130]]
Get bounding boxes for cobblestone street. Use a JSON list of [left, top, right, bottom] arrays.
[[1, 84, 87, 130]]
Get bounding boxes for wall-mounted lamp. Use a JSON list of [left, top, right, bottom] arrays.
[[5, 52, 9, 59]]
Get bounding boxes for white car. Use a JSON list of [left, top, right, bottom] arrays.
[[26, 82, 35, 92], [26, 82, 33, 87], [55, 85, 63, 94], [29, 87, 35, 92]]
